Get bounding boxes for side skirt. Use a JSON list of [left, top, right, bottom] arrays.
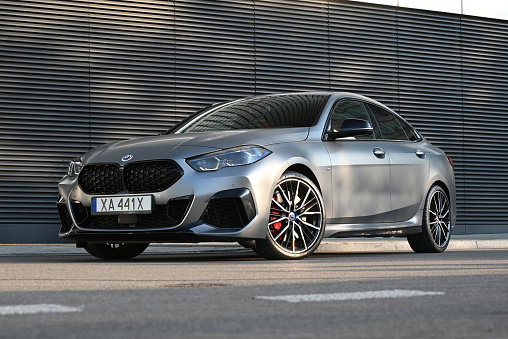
[[326, 226, 422, 239]]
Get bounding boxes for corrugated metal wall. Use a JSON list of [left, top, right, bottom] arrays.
[[1, 0, 507, 242]]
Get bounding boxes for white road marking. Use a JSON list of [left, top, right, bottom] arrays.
[[255, 289, 445, 303], [0, 304, 83, 315]]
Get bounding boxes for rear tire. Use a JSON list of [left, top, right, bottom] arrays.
[[407, 185, 451, 253], [84, 242, 149, 260], [254, 171, 325, 260]]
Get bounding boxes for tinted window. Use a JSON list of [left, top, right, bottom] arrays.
[[328, 100, 377, 140], [176, 94, 330, 133], [396, 116, 419, 141], [367, 104, 408, 141]]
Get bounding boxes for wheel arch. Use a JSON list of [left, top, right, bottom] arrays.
[[432, 180, 450, 200], [424, 178, 456, 229], [285, 164, 321, 193]]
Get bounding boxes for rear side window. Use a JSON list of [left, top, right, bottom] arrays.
[[396, 116, 419, 141], [367, 104, 408, 141]]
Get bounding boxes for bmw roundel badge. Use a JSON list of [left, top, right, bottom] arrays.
[[122, 154, 134, 162]]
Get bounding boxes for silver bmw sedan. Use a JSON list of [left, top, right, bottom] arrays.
[[57, 92, 456, 260]]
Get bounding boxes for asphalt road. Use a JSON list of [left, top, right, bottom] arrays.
[[0, 248, 507, 339]]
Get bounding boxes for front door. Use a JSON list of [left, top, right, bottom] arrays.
[[323, 99, 391, 224]]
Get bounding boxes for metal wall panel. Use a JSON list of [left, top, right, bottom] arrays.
[[174, 0, 255, 112], [395, 10, 465, 233], [88, 0, 176, 145], [0, 0, 91, 241], [1, 0, 508, 242], [329, 2, 398, 107], [254, 0, 329, 94], [461, 17, 508, 233]]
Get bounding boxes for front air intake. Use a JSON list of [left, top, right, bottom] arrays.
[[200, 188, 256, 229]]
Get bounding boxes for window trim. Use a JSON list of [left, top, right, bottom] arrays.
[[321, 98, 378, 142]]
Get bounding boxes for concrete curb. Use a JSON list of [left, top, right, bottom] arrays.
[[316, 236, 508, 253], [0, 234, 506, 257]]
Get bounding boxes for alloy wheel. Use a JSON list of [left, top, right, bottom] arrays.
[[428, 189, 451, 248], [269, 178, 324, 254]]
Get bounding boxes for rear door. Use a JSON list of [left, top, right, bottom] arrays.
[[366, 103, 430, 222]]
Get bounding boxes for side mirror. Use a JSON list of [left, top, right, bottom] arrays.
[[326, 118, 373, 140]]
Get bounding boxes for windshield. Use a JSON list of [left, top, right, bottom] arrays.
[[174, 94, 330, 133]]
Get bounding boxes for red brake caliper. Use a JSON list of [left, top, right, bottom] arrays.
[[270, 193, 282, 235]]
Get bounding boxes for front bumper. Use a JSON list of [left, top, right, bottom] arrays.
[[57, 155, 285, 243]]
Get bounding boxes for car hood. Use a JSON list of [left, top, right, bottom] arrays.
[[81, 128, 309, 164]]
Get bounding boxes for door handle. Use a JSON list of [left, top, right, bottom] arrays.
[[373, 148, 386, 158], [415, 150, 426, 158]]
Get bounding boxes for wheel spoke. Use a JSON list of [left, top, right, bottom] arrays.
[[299, 211, 322, 215], [301, 225, 315, 244], [431, 223, 440, 243], [294, 181, 300, 206], [301, 200, 318, 214], [297, 217, 320, 230], [440, 209, 449, 219], [292, 223, 296, 252], [297, 224, 308, 251], [439, 193, 446, 215], [271, 198, 288, 213], [431, 198, 439, 215], [299, 189, 311, 211], [277, 184, 291, 207], [440, 221, 450, 234], [268, 216, 287, 226], [287, 181, 295, 209], [301, 196, 316, 209], [274, 224, 290, 241]]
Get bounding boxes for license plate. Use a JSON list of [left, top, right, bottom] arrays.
[[91, 195, 152, 215]]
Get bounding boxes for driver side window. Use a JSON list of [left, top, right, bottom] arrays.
[[328, 99, 378, 140]]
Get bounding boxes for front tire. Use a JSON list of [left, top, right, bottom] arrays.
[[84, 242, 149, 260], [407, 185, 451, 253], [254, 171, 325, 260]]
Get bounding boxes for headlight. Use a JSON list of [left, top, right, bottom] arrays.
[[67, 158, 83, 177], [186, 146, 271, 172]]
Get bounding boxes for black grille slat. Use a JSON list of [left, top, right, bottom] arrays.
[[124, 161, 183, 193], [90, 215, 119, 229], [166, 196, 193, 223], [78, 164, 122, 194], [57, 203, 73, 233], [138, 209, 177, 228], [78, 160, 183, 194], [201, 198, 244, 229]]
